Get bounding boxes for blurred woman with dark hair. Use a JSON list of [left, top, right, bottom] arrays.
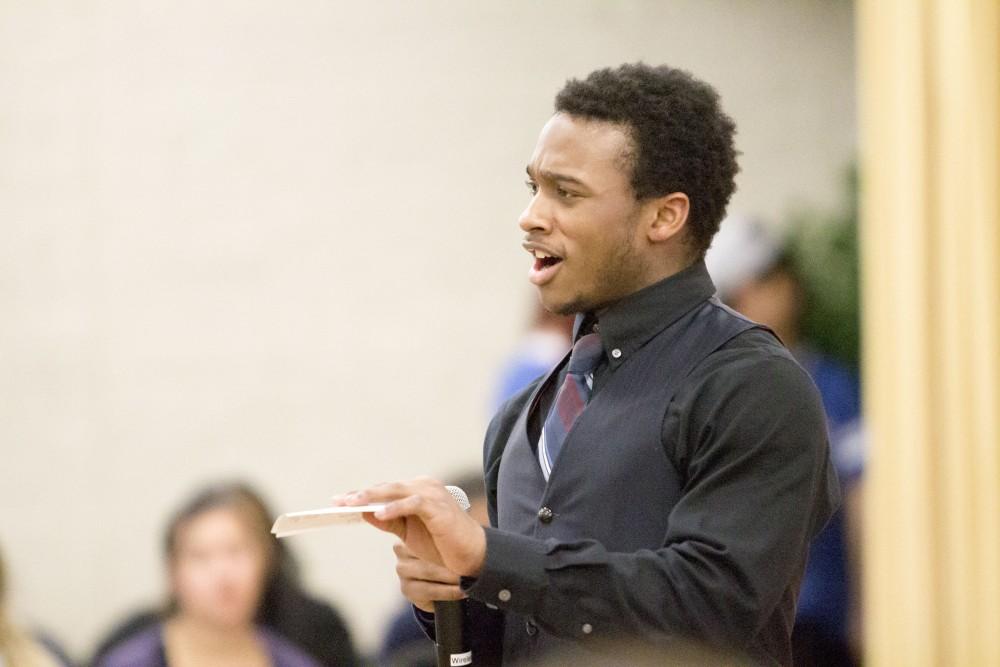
[[95, 483, 356, 667]]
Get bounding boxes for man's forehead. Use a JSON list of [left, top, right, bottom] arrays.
[[529, 113, 632, 172]]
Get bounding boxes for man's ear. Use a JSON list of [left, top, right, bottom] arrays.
[[645, 192, 690, 243]]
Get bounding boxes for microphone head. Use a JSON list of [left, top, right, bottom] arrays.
[[445, 485, 471, 512]]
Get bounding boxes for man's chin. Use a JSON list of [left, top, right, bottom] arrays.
[[538, 290, 589, 317]]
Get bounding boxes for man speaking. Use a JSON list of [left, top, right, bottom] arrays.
[[338, 63, 838, 666]]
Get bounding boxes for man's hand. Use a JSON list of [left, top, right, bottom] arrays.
[[334, 476, 487, 577], [393, 542, 464, 612]]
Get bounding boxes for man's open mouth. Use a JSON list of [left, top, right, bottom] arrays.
[[526, 247, 565, 286], [532, 250, 564, 272]]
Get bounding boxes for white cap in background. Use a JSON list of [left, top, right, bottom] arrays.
[[704, 215, 783, 300]]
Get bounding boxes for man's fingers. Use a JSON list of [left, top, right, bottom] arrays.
[[329, 490, 358, 506], [351, 481, 411, 504], [393, 541, 416, 559], [374, 494, 425, 521], [392, 539, 465, 609], [362, 512, 403, 538], [400, 579, 465, 604], [354, 478, 447, 506], [395, 553, 461, 585], [375, 492, 456, 524]]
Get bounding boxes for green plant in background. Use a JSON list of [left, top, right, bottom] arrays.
[[787, 165, 861, 370]]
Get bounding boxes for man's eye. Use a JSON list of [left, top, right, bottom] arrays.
[[556, 187, 577, 199], [525, 180, 539, 195]]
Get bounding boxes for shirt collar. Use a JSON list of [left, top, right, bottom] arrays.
[[572, 260, 718, 370]]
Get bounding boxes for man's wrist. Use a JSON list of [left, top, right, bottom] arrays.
[[460, 527, 548, 615], [461, 523, 488, 577]]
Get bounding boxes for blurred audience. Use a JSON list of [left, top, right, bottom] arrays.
[[93, 482, 357, 667], [376, 472, 488, 667], [707, 216, 864, 666], [491, 301, 573, 411], [0, 544, 74, 667]]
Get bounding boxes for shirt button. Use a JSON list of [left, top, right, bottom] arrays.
[[498, 589, 511, 602], [537, 506, 554, 523], [582, 623, 593, 635], [525, 619, 538, 636], [611, 348, 622, 359]]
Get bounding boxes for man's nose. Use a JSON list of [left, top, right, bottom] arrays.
[[519, 194, 552, 234]]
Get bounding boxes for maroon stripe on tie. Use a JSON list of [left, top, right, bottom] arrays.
[[557, 376, 586, 428]]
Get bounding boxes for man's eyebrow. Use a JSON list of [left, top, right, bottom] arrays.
[[525, 166, 586, 186]]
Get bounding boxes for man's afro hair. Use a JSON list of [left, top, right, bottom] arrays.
[[555, 63, 740, 258]]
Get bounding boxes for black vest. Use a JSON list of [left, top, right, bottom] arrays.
[[484, 297, 762, 664]]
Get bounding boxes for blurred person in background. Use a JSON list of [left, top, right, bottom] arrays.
[[376, 472, 488, 667], [706, 215, 864, 666], [491, 303, 574, 412], [94, 482, 356, 667], [0, 545, 74, 667]]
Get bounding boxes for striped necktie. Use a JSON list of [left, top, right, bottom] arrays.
[[539, 332, 604, 480]]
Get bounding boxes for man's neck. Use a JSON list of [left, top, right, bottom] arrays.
[[596, 255, 700, 316], [640, 252, 698, 291]]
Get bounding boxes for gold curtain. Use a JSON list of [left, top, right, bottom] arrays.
[[857, 0, 1000, 664]]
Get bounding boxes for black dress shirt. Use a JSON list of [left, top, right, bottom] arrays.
[[420, 260, 839, 665]]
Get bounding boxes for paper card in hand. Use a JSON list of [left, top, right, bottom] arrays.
[[271, 504, 387, 538]]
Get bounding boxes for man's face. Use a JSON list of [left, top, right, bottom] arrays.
[[521, 113, 650, 315]]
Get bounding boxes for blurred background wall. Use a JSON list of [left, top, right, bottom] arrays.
[[0, 0, 855, 658]]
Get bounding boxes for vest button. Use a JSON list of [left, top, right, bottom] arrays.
[[537, 506, 554, 523]]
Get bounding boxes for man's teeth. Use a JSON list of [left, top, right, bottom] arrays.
[[534, 251, 553, 259]]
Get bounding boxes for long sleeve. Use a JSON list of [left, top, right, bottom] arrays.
[[462, 351, 839, 658]]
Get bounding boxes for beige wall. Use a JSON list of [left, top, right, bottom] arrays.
[[0, 0, 855, 658]]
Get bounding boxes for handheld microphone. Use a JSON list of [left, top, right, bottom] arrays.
[[435, 485, 473, 667]]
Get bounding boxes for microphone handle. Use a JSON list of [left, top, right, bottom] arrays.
[[434, 599, 472, 666]]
